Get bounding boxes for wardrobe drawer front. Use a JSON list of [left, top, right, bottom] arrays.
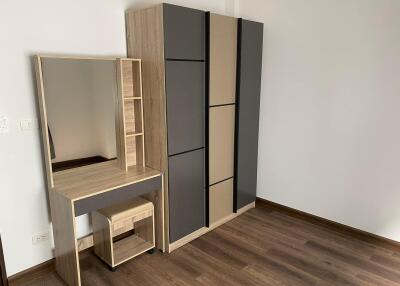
[[166, 61, 205, 155], [209, 105, 235, 185], [209, 14, 238, 106], [163, 4, 205, 60], [168, 149, 205, 242], [209, 179, 234, 225]]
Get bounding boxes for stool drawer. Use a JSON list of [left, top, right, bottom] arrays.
[[112, 209, 153, 237]]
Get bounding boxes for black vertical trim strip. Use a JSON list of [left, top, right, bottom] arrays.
[[0, 235, 8, 286], [233, 18, 243, 213], [205, 11, 211, 227], [162, 4, 172, 242]]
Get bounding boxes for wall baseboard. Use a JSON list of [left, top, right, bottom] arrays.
[[10, 199, 399, 283], [7, 259, 54, 285], [168, 202, 255, 252], [256, 197, 400, 252], [8, 202, 256, 282], [8, 249, 92, 284]]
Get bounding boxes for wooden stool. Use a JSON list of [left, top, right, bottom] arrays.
[[92, 197, 155, 270]]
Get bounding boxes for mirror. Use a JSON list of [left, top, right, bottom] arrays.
[[41, 58, 118, 172]]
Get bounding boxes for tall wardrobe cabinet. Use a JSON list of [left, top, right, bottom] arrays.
[[126, 3, 263, 250], [126, 4, 206, 245]]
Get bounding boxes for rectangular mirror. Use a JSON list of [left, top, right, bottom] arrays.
[[40, 57, 118, 172]]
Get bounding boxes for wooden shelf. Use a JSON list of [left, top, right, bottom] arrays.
[[118, 58, 145, 169], [126, 132, 143, 138], [52, 162, 161, 200], [113, 234, 153, 266], [124, 97, 142, 100], [124, 100, 143, 134], [122, 60, 141, 98], [126, 136, 144, 166]]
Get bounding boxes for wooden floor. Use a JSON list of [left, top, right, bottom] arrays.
[[11, 202, 400, 286]]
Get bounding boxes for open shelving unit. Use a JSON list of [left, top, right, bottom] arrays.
[[117, 59, 145, 170]]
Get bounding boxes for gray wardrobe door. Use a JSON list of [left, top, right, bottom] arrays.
[[168, 149, 205, 242], [235, 19, 264, 210], [166, 61, 205, 155], [163, 4, 205, 60]]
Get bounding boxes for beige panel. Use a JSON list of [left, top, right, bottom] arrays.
[[209, 105, 235, 184], [126, 5, 170, 249], [209, 179, 234, 225], [209, 14, 238, 106]]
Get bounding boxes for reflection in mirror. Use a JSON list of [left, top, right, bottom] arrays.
[[41, 58, 118, 172]]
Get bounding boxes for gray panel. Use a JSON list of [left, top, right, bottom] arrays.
[[236, 20, 263, 210], [163, 4, 205, 60], [166, 61, 205, 155], [168, 149, 205, 242], [74, 176, 162, 216]]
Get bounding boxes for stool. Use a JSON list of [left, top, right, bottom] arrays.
[[92, 197, 155, 270]]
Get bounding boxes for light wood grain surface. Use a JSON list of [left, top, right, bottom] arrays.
[[99, 197, 153, 222], [49, 191, 80, 286], [209, 179, 234, 225], [209, 14, 238, 106], [52, 161, 161, 200], [209, 105, 235, 185], [92, 211, 114, 266], [126, 4, 170, 249], [34, 56, 54, 188]]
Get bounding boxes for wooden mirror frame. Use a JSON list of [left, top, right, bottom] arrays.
[[34, 55, 145, 190]]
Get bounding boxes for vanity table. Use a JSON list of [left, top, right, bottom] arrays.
[[50, 162, 164, 286], [34, 55, 165, 286]]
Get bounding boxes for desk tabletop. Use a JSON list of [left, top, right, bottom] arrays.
[[52, 161, 162, 201]]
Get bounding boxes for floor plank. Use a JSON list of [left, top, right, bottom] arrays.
[[9, 204, 400, 286]]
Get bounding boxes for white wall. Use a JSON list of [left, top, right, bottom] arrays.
[[239, 0, 400, 242], [0, 0, 234, 276], [5, 0, 399, 277]]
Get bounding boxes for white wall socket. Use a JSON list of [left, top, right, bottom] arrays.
[[32, 231, 49, 245], [0, 116, 9, 133]]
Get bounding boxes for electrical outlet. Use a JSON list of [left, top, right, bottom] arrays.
[[32, 232, 49, 245], [0, 116, 9, 133], [19, 118, 39, 131]]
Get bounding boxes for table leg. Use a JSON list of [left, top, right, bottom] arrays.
[[143, 175, 165, 252], [50, 192, 81, 286]]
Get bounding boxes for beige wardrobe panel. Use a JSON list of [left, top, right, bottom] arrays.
[[209, 14, 238, 106], [209, 105, 235, 184], [209, 179, 233, 224]]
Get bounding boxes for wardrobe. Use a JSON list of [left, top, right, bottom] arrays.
[[126, 3, 263, 249]]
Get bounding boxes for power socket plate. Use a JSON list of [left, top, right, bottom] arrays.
[[32, 232, 49, 245]]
